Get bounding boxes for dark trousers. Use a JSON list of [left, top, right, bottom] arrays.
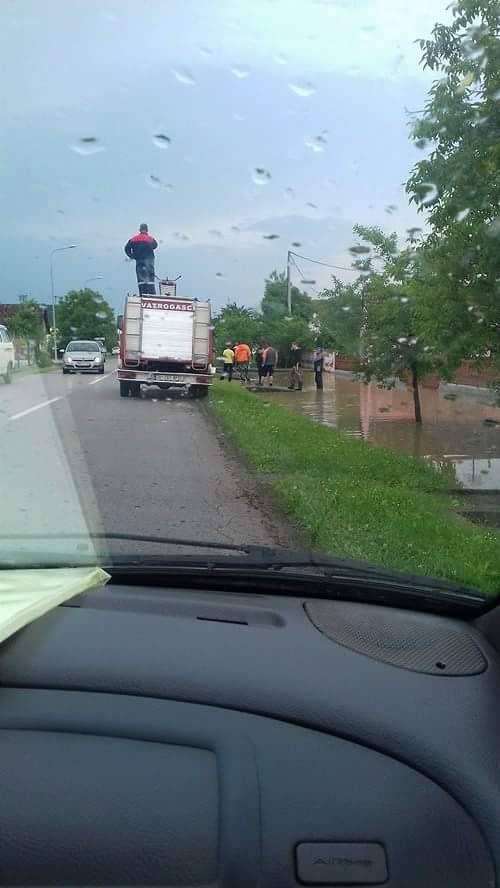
[[221, 363, 233, 381], [136, 258, 155, 295]]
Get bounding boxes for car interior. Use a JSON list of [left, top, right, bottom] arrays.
[[0, 567, 499, 887]]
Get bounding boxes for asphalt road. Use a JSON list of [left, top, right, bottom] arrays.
[[0, 361, 293, 562]]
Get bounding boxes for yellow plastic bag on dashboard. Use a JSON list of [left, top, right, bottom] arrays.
[[0, 567, 110, 644]]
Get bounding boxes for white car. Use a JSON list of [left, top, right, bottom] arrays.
[[0, 324, 15, 384]]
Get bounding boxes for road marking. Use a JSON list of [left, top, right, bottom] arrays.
[[88, 370, 117, 386], [10, 397, 62, 421]]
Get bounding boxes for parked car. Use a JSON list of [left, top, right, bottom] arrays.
[[0, 324, 15, 383], [62, 340, 106, 374]]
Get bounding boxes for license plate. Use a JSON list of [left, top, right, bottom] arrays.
[[149, 373, 182, 382]]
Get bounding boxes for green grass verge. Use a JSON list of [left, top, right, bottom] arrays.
[[209, 382, 500, 595], [13, 363, 58, 378]]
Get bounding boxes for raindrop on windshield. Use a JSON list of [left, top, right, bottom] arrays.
[[252, 167, 271, 185], [71, 137, 104, 156], [342, 306, 351, 312], [263, 233, 280, 240], [305, 132, 328, 152], [288, 80, 316, 97], [209, 229, 223, 239], [407, 226, 422, 240], [385, 204, 398, 214], [231, 225, 240, 232], [172, 232, 190, 241], [215, 272, 224, 278], [456, 208, 470, 221], [349, 244, 371, 255], [306, 202, 318, 209], [199, 46, 213, 56], [301, 279, 316, 285], [418, 182, 438, 206], [231, 65, 250, 79], [400, 296, 409, 304], [284, 187, 294, 198], [152, 133, 171, 149], [291, 241, 302, 247], [147, 175, 172, 190], [172, 67, 196, 85], [415, 138, 428, 150], [397, 337, 408, 344], [487, 217, 500, 236]]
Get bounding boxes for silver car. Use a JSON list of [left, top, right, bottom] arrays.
[[63, 340, 106, 374]]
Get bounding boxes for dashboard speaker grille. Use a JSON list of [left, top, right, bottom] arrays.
[[304, 600, 487, 675]]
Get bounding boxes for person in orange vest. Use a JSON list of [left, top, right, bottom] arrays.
[[233, 341, 251, 383]]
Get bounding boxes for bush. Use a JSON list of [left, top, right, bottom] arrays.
[[36, 350, 52, 368]]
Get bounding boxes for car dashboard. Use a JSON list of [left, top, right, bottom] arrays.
[[0, 581, 498, 886]]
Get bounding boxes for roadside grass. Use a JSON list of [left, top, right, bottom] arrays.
[[209, 382, 500, 595], [13, 363, 58, 378]]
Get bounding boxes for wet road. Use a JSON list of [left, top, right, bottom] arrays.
[[0, 362, 293, 562]]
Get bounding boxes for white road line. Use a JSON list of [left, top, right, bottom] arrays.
[[88, 370, 117, 386], [9, 397, 62, 421]]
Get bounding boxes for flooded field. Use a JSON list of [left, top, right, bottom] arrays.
[[267, 370, 500, 494]]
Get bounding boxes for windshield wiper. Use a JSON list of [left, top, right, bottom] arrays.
[[0, 531, 262, 555], [0, 532, 487, 616]]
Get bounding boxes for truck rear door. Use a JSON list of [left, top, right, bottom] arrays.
[[141, 299, 194, 362]]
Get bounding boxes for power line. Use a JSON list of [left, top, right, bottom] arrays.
[[289, 254, 322, 296], [288, 250, 353, 272]]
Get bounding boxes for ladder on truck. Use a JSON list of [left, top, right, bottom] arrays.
[[123, 295, 142, 366], [192, 302, 211, 369]]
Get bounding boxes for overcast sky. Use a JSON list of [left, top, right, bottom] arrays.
[[0, 0, 450, 314]]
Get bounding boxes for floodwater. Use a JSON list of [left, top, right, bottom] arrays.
[[269, 370, 500, 493]]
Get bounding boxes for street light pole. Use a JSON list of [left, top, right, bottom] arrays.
[[50, 245, 77, 361], [287, 250, 292, 316]]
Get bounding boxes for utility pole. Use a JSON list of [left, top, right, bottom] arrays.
[[286, 250, 292, 316], [50, 245, 77, 360]]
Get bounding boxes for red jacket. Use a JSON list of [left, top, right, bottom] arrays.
[[124, 233, 158, 261]]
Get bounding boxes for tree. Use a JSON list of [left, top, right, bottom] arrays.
[[261, 270, 313, 321], [346, 226, 443, 424], [264, 316, 315, 366], [57, 289, 118, 350], [6, 299, 48, 366], [315, 277, 364, 355], [406, 0, 500, 369], [213, 304, 263, 355]]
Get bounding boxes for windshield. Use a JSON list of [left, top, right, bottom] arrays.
[[1, 0, 500, 600], [66, 342, 100, 353]]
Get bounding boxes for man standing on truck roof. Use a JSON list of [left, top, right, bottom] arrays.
[[124, 223, 158, 295]]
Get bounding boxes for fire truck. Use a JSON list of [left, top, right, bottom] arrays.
[[117, 279, 215, 398]]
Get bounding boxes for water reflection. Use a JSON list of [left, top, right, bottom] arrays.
[[270, 371, 500, 490]]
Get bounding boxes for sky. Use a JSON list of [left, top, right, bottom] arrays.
[[0, 0, 452, 315]]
